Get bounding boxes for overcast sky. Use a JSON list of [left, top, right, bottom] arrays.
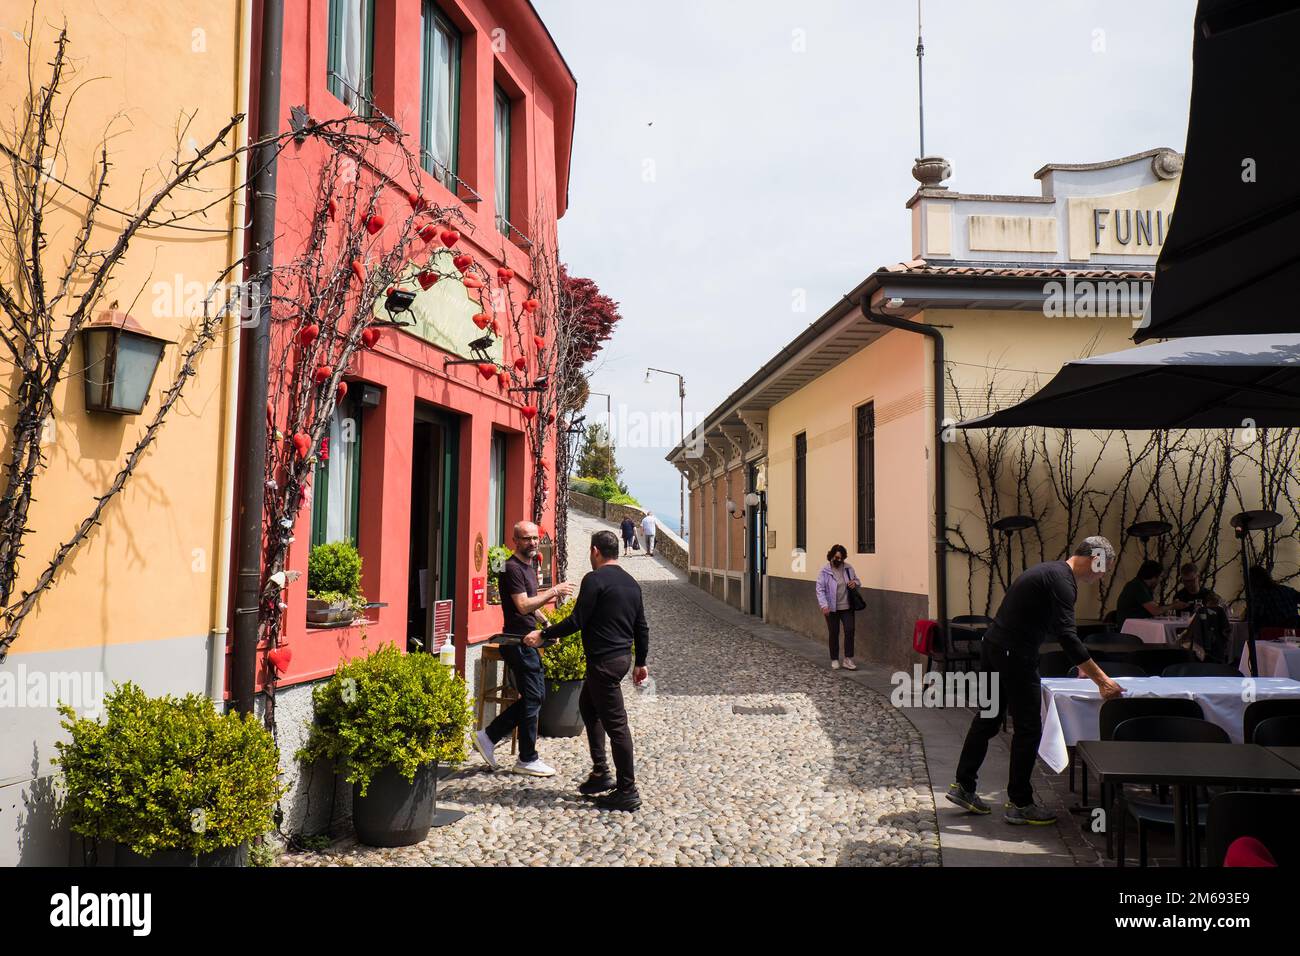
[[533, 0, 1198, 532]]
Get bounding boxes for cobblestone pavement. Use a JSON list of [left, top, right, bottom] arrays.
[[283, 510, 940, 867]]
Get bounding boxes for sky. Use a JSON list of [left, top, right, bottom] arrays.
[[533, 0, 1199, 534]]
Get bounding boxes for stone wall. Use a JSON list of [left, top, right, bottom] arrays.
[[567, 492, 689, 573]]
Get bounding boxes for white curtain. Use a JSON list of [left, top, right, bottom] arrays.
[[323, 402, 359, 543], [337, 0, 369, 111], [424, 12, 454, 178], [494, 92, 509, 226]]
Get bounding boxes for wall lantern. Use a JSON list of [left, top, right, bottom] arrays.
[[81, 307, 172, 415], [743, 491, 762, 509]]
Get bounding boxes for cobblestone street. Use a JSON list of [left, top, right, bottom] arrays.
[[283, 510, 941, 867]]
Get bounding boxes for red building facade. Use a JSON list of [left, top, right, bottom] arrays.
[[238, 0, 576, 690]]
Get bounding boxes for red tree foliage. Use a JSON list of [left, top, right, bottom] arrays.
[[558, 264, 621, 364]]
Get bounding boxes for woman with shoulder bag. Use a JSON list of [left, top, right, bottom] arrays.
[[816, 544, 863, 670]]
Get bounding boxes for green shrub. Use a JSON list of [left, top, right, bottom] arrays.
[[308, 540, 363, 599], [572, 475, 640, 507], [540, 599, 586, 683], [569, 477, 597, 496], [487, 545, 514, 575], [53, 682, 282, 857], [298, 644, 471, 795]]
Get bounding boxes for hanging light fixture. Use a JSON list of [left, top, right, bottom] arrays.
[[80, 306, 172, 415]]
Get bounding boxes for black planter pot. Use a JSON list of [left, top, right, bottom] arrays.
[[115, 842, 249, 867], [352, 762, 440, 848], [539, 678, 584, 737]]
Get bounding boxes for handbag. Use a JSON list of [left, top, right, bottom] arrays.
[[632, 535, 640, 550], [848, 585, 866, 612]]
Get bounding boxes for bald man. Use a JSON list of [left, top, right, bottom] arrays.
[[474, 521, 574, 776]]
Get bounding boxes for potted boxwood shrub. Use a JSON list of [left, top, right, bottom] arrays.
[[53, 682, 282, 867], [538, 599, 587, 737], [298, 644, 470, 847], [486, 545, 513, 605], [307, 540, 367, 626]]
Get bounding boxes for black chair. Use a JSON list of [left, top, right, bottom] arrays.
[[1038, 650, 1075, 678], [1206, 793, 1300, 866], [1079, 698, 1204, 812], [948, 614, 991, 663], [1130, 646, 1193, 676], [1070, 662, 1146, 678], [1252, 715, 1300, 746], [1161, 662, 1243, 677], [1243, 699, 1300, 744], [924, 622, 978, 676], [1111, 716, 1230, 867], [1088, 631, 1143, 648], [1102, 610, 1118, 626]]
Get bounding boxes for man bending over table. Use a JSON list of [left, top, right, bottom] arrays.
[[948, 536, 1125, 825]]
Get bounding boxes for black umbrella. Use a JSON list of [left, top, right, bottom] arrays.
[[958, 335, 1300, 430], [1133, 0, 1300, 342]]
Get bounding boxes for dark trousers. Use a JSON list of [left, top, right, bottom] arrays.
[[486, 644, 544, 762], [579, 652, 636, 790], [826, 609, 855, 660], [955, 641, 1042, 807]]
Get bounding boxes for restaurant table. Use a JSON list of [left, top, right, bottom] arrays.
[[1075, 740, 1300, 866], [1238, 640, 1300, 679], [1038, 676, 1300, 772], [1040, 642, 1144, 662], [1122, 615, 1249, 648], [1267, 746, 1300, 771]]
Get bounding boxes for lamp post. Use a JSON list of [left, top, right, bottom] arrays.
[[588, 391, 613, 479], [645, 367, 686, 537]]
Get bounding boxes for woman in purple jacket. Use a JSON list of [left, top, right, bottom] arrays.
[[816, 544, 861, 670]]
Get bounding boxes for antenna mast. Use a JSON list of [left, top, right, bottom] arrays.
[[916, 0, 926, 158]]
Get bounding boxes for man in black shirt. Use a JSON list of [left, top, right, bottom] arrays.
[[528, 529, 650, 811], [473, 521, 574, 777], [949, 536, 1125, 825]]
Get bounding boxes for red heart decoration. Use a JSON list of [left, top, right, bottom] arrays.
[[327, 198, 337, 221], [361, 327, 381, 349], [268, 644, 292, 674], [292, 432, 311, 459], [453, 254, 473, 272], [521, 405, 538, 420], [419, 224, 439, 243], [497, 371, 508, 389], [513, 357, 527, 371], [297, 323, 319, 348], [463, 275, 484, 289], [407, 192, 426, 211], [336, 381, 348, 402], [497, 268, 514, 283], [366, 214, 385, 235], [533, 335, 546, 350], [477, 362, 497, 381], [440, 229, 460, 248], [417, 270, 438, 290], [350, 260, 366, 283], [523, 298, 540, 312], [472, 313, 490, 330], [314, 365, 333, 384]]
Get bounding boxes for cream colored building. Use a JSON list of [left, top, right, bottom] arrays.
[[666, 148, 1248, 667]]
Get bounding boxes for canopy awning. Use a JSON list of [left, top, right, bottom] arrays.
[[1133, 0, 1300, 342], [958, 335, 1300, 430]]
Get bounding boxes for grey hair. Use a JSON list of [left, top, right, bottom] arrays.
[[1074, 535, 1116, 571]]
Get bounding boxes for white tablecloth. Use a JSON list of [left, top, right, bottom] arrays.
[[1122, 615, 1249, 649], [1038, 676, 1300, 772], [1239, 641, 1300, 679]]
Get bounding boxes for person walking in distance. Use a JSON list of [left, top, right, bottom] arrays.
[[620, 515, 637, 556], [816, 545, 861, 670], [527, 530, 649, 811], [473, 521, 574, 776], [948, 536, 1125, 825], [640, 510, 657, 556]]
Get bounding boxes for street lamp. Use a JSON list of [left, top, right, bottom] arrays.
[[645, 367, 686, 537], [587, 391, 614, 479]]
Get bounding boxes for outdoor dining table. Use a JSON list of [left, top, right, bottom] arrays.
[[1121, 614, 1250, 648], [1038, 676, 1300, 772], [1238, 639, 1300, 679], [1268, 747, 1300, 771], [1039, 641, 1144, 662], [1075, 740, 1300, 867]]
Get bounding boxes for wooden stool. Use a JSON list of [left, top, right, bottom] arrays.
[[476, 644, 519, 754]]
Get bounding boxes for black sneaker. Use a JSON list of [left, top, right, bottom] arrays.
[[594, 787, 641, 812], [578, 772, 617, 795], [1004, 802, 1058, 826], [945, 783, 991, 815]]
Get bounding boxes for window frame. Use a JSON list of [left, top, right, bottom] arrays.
[[494, 84, 512, 236], [856, 402, 876, 554], [327, 0, 375, 116], [311, 394, 364, 548], [420, 1, 462, 190], [794, 432, 807, 553]]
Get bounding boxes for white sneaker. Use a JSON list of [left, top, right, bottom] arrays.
[[513, 758, 556, 777], [830, 660, 841, 670], [842, 659, 858, 671], [473, 730, 499, 771]]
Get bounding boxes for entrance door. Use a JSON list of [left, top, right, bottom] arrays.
[[407, 405, 460, 653]]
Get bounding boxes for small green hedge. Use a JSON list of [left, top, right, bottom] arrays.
[[298, 644, 470, 796], [540, 599, 586, 683], [571, 475, 641, 508], [54, 683, 283, 857]]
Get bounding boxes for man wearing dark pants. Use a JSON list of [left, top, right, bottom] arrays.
[[473, 520, 573, 777], [949, 536, 1125, 825], [528, 529, 649, 811]]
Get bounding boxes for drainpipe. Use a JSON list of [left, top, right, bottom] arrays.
[[861, 297, 948, 631], [208, 0, 255, 702], [231, 0, 285, 714]]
